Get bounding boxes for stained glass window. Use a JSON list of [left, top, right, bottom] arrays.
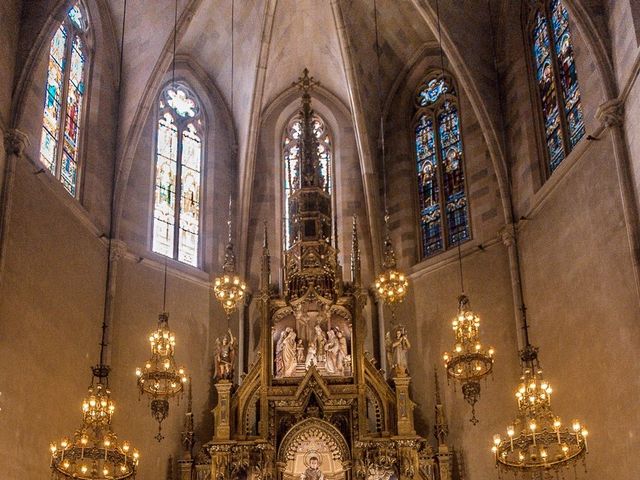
[[282, 113, 332, 249], [530, 0, 584, 173], [152, 83, 203, 267], [414, 73, 470, 259], [38, 3, 88, 197]]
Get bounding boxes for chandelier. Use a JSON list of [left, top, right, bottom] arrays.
[[374, 217, 409, 306], [50, 367, 139, 479], [213, 198, 247, 316], [492, 345, 588, 477], [442, 294, 494, 424], [136, 310, 188, 441]]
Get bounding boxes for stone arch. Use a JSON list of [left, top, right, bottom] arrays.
[[277, 418, 351, 464]]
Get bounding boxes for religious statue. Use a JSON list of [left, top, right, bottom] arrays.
[[214, 329, 236, 381], [313, 324, 327, 360], [324, 329, 339, 374], [386, 327, 411, 376], [300, 455, 324, 480], [282, 329, 299, 377], [297, 339, 305, 363], [335, 327, 348, 374], [305, 342, 318, 369]]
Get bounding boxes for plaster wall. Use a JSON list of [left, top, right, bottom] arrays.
[[407, 243, 519, 479], [499, 2, 640, 478], [0, 155, 107, 479]]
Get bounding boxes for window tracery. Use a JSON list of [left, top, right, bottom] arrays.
[[152, 82, 203, 267], [39, 3, 89, 196], [529, 0, 585, 173], [414, 73, 470, 259], [282, 112, 333, 249]]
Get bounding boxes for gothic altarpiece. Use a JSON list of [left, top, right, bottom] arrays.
[[176, 72, 454, 480]]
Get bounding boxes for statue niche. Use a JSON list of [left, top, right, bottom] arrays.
[[273, 302, 353, 379], [279, 419, 349, 480]]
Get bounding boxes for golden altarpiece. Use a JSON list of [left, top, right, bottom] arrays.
[[176, 72, 454, 480]]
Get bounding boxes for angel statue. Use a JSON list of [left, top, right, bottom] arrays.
[[214, 328, 236, 381]]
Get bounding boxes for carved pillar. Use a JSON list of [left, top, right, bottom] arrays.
[[392, 375, 416, 436], [0, 129, 29, 285], [213, 380, 233, 440], [210, 445, 231, 480], [596, 99, 640, 304]]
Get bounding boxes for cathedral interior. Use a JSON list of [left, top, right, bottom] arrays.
[[0, 0, 639, 479]]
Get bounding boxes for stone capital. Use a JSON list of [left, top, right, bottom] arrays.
[[596, 99, 624, 128], [3, 129, 30, 157]]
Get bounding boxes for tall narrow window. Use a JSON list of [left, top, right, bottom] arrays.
[[152, 83, 203, 267], [529, 0, 585, 174], [282, 113, 332, 249], [39, 3, 88, 196], [414, 73, 470, 259]]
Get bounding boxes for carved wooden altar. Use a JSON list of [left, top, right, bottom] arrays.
[[176, 71, 453, 480]]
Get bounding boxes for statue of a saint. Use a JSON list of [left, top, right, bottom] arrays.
[[214, 329, 236, 381], [300, 455, 324, 480], [335, 327, 348, 375], [391, 327, 411, 375], [297, 339, 305, 363], [324, 329, 339, 374], [305, 342, 318, 369], [313, 324, 327, 360], [282, 329, 298, 377]]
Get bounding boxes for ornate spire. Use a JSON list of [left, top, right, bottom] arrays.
[[434, 367, 449, 446], [351, 215, 361, 286], [283, 69, 337, 302], [260, 221, 271, 295], [181, 378, 195, 457]]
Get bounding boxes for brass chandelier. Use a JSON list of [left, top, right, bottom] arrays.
[[50, 367, 139, 479], [371, 0, 409, 310], [374, 214, 409, 306], [135, 306, 188, 441], [442, 294, 494, 425], [213, 198, 247, 316], [492, 344, 588, 476]]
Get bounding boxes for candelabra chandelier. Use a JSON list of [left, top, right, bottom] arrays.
[[213, 199, 247, 316], [136, 310, 188, 441], [374, 215, 409, 307], [442, 294, 494, 424], [492, 344, 588, 477], [50, 367, 139, 479]]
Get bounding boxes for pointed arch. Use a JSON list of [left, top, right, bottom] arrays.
[[38, 2, 90, 197]]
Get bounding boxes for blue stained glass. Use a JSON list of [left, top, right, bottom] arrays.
[[415, 114, 442, 256], [531, 1, 585, 173], [438, 102, 469, 246], [550, 0, 585, 148], [532, 10, 565, 171], [416, 77, 454, 107], [68, 5, 85, 30]]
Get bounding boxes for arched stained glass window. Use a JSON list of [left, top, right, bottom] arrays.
[[414, 73, 470, 259], [282, 112, 332, 249], [39, 3, 88, 196], [529, 0, 585, 174], [152, 83, 203, 267]]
